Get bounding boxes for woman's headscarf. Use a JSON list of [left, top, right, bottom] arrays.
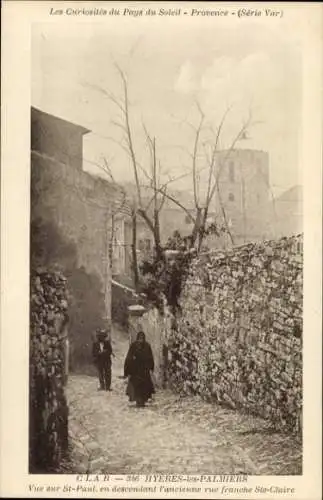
[[136, 331, 146, 343]]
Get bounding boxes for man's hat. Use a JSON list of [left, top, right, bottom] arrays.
[[97, 328, 106, 336]]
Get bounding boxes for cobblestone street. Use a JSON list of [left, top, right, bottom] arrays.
[[65, 328, 302, 476]]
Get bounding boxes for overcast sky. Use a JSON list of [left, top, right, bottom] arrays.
[[31, 11, 302, 197]]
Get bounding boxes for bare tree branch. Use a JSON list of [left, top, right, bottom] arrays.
[[101, 157, 116, 183], [152, 137, 161, 251], [216, 182, 235, 245], [204, 105, 232, 208], [142, 120, 155, 182], [207, 111, 254, 208], [164, 144, 194, 160], [143, 183, 196, 224], [202, 110, 256, 246], [80, 80, 126, 115], [117, 67, 143, 205], [140, 165, 198, 215], [85, 65, 145, 206], [110, 119, 128, 133], [192, 109, 204, 209], [158, 185, 168, 213]]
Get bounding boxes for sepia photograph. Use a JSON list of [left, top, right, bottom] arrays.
[[1, 0, 322, 497], [28, 7, 303, 481], [28, 10, 305, 479]]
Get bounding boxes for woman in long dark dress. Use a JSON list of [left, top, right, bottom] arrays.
[[124, 331, 155, 407]]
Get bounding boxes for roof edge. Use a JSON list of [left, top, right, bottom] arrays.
[[31, 106, 91, 135]]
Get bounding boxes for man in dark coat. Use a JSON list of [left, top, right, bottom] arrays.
[[124, 331, 155, 407], [92, 329, 114, 391]]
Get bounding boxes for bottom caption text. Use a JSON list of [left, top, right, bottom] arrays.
[[29, 475, 297, 497]]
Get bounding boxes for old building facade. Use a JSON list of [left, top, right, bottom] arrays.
[[212, 148, 270, 245], [266, 185, 303, 239], [111, 214, 152, 279], [111, 149, 271, 280], [31, 107, 117, 368]]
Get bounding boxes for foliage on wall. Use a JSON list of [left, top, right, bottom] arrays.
[[139, 222, 226, 313]]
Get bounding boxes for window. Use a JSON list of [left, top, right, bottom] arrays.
[[145, 239, 151, 251], [185, 214, 192, 224], [229, 161, 235, 182], [228, 193, 235, 202], [138, 239, 145, 251]]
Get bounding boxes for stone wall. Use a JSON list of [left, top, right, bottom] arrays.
[[29, 270, 69, 472], [168, 234, 303, 434]]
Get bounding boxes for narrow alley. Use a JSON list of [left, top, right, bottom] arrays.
[[64, 326, 301, 476]]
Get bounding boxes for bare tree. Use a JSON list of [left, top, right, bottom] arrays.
[[82, 66, 169, 270], [81, 66, 260, 289], [139, 103, 258, 252]]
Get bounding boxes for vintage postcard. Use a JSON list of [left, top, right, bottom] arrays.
[[1, 1, 322, 498]]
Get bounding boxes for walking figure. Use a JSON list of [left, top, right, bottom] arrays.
[[92, 328, 114, 391], [124, 331, 155, 407]]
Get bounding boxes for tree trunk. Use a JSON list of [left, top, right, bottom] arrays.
[[109, 213, 115, 270], [131, 210, 139, 290], [197, 207, 209, 252], [152, 138, 163, 261], [191, 207, 202, 248], [153, 218, 164, 261]]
